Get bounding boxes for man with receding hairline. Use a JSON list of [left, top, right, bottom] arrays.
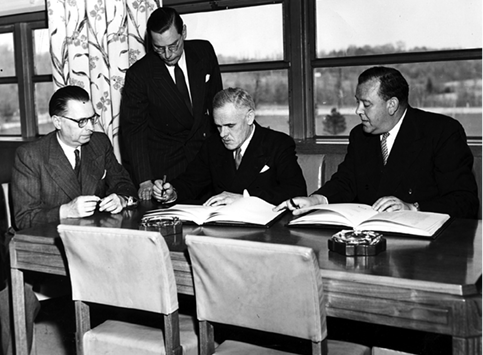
[[276, 66, 478, 219], [153, 87, 307, 206]]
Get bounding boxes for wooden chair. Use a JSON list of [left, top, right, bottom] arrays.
[[58, 225, 198, 355], [185, 234, 371, 355]]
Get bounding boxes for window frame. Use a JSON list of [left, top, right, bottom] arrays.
[[0, 1, 481, 142], [167, 0, 309, 139], [167, 0, 482, 143], [0, 11, 50, 138]]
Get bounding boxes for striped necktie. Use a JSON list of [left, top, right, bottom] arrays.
[[74, 149, 81, 183], [381, 132, 390, 165], [234, 148, 242, 169]]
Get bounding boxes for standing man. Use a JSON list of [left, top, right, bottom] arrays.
[[275, 66, 478, 219], [120, 7, 223, 200], [12, 86, 138, 230], [153, 87, 307, 206]]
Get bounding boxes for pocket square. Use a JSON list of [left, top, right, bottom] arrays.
[[205, 74, 210, 82], [101, 170, 107, 179], [260, 165, 270, 173]]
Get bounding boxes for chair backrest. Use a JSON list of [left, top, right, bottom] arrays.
[[58, 225, 178, 315], [185, 235, 327, 343], [1, 183, 13, 231], [297, 154, 325, 194]]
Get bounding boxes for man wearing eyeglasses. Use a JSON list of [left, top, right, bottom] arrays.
[[120, 6, 223, 201], [11, 86, 138, 230]]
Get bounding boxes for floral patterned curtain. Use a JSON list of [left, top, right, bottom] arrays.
[[47, 0, 161, 159]]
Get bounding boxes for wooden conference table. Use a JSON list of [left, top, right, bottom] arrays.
[[10, 200, 482, 355]]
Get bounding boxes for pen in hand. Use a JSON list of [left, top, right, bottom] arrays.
[[161, 174, 167, 198], [289, 198, 300, 209]]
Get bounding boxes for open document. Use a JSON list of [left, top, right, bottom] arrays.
[[287, 203, 451, 238], [142, 196, 284, 228]]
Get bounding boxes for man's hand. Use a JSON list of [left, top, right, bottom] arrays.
[[152, 180, 177, 203], [203, 192, 243, 207], [138, 180, 154, 200], [372, 196, 415, 212], [273, 195, 327, 215], [98, 193, 125, 214], [60, 195, 100, 219]]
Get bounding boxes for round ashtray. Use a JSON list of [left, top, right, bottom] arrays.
[[328, 230, 386, 256]]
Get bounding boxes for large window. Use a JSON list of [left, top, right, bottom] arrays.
[[1, 1, 481, 141], [314, 0, 482, 138], [180, 2, 291, 134], [169, 0, 482, 140], [0, 12, 52, 137]]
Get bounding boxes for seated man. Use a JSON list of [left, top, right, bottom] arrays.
[[275, 66, 478, 219], [153, 87, 307, 206], [12, 85, 138, 230]]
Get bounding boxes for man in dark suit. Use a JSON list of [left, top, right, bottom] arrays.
[[12, 86, 138, 230], [275, 66, 478, 219], [153, 87, 307, 206], [120, 7, 223, 200]]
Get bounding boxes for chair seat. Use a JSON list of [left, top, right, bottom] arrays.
[[214, 339, 370, 355], [327, 339, 371, 355], [83, 315, 198, 355]]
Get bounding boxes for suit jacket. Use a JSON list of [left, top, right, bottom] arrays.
[[316, 106, 479, 218], [120, 40, 223, 185], [173, 123, 307, 205], [11, 131, 137, 230]]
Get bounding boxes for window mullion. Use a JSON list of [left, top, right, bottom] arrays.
[[14, 22, 36, 138]]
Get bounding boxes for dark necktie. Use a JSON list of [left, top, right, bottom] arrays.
[[234, 148, 242, 170], [381, 132, 390, 165], [174, 64, 192, 114], [74, 149, 81, 183]]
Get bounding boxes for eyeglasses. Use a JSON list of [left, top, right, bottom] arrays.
[[153, 37, 182, 55], [60, 113, 99, 128]]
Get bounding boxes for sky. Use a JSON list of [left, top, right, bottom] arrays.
[[183, 0, 482, 59], [0, 0, 481, 58]]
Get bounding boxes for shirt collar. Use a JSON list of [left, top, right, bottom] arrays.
[[56, 132, 80, 168], [235, 124, 256, 157]]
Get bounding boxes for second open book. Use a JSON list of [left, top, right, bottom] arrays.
[[287, 203, 451, 238], [142, 196, 284, 228]]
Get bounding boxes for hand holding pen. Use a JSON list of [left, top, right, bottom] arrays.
[[273, 195, 326, 215], [152, 175, 177, 203]]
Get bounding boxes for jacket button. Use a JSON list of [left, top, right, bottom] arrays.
[[408, 188, 413, 195]]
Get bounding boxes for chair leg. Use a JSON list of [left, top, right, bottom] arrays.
[[74, 301, 90, 355], [164, 311, 182, 355], [312, 339, 328, 355], [199, 321, 215, 355]]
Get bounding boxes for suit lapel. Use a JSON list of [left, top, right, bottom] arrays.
[[185, 43, 207, 138], [378, 107, 426, 194], [149, 53, 194, 129], [79, 139, 104, 194], [45, 134, 81, 199], [230, 125, 269, 191], [211, 144, 237, 190]]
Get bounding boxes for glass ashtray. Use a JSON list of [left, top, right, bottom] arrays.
[[139, 216, 183, 238], [328, 229, 386, 256]]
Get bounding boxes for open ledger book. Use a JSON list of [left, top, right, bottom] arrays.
[[142, 196, 284, 228], [287, 203, 451, 238]]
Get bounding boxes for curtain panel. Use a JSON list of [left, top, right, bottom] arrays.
[[47, 0, 161, 159]]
